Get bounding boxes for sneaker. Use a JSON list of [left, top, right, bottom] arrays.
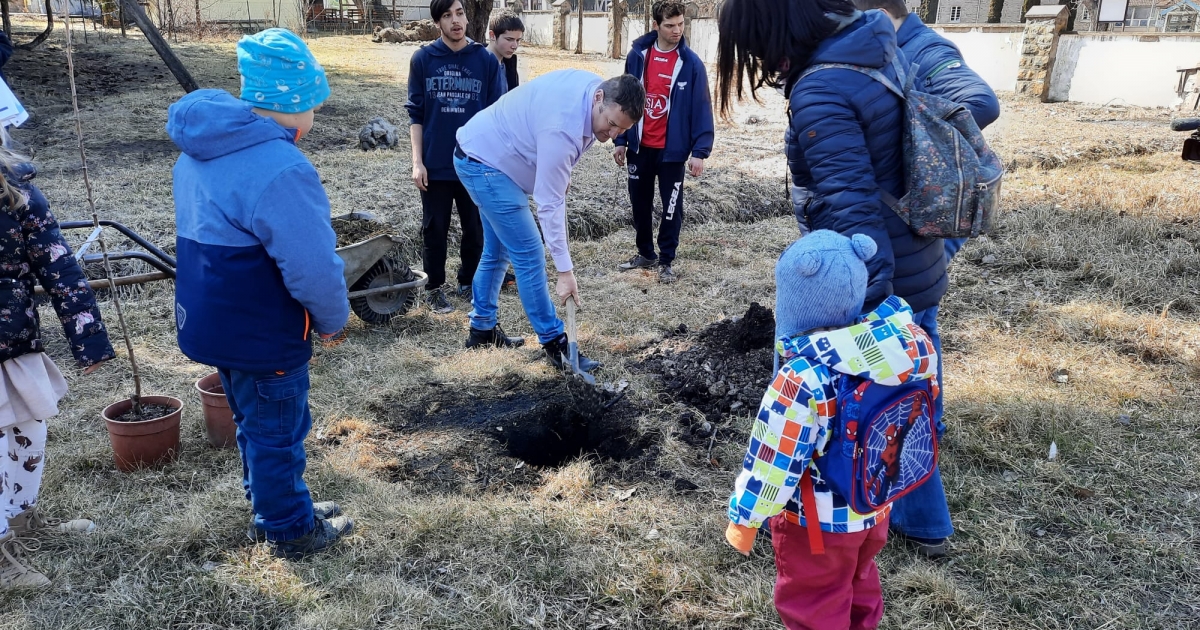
[[0, 531, 49, 589], [502, 271, 517, 290], [659, 264, 678, 284], [8, 508, 95, 536], [542, 333, 601, 373], [465, 324, 525, 349], [268, 514, 355, 560], [425, 288, 454, 314], [248, 501, 342, 543], [618, 254, 657, 271], [456, 284, 472, 299]]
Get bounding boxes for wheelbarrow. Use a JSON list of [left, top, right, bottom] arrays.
[[335, 212, 428, 324]]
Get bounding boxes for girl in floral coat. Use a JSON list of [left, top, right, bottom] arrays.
[[0, 132, 114, 589]]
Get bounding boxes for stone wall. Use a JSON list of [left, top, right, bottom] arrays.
[[1015, 4, 1068, 101]]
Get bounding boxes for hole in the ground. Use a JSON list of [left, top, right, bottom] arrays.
[[498, 398, 642, 467]]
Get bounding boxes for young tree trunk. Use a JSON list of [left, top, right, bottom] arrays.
[[575, 0, 582, 53], [463, 0, 493, 43]]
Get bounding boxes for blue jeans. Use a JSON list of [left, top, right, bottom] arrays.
[[454, 155, 564, 344], [218, 365, 316, 542], [888, 305, 955, 540]]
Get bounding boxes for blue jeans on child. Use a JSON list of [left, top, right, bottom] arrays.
[[454, 154, 565, 344], [888, 305, 955, 541], [218, 365, 316, 542]]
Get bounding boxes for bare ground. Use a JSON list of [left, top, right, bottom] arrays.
[[0, 18, 1196, 630]]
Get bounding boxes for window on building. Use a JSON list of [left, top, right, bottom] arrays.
[[1124, 6, 1154, 27], [950, 5, 962, 21]]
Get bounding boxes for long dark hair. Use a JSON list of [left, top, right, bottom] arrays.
[[716, 0, 858, 118]]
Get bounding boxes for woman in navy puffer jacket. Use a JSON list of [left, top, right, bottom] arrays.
[[716, 0, 947, 315]]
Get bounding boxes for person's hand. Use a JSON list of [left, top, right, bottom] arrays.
[[687, 157, 705, 177], [319, 329, 347, 349], [82, 360, 108, 376], [412, 164, 428, 192], [613, 146, 627, 167], [556, 270, 581, 307]]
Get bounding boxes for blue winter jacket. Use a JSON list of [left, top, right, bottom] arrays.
[[897, 13, 999, 131], [167, 89, 348, 373], [614, 32, 714, 162], [786, 11, 947, 313], [406, 38, 506, 180]]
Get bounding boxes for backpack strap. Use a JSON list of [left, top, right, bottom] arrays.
[[799, 468, 826, 555], [798, 62, 905, 101]]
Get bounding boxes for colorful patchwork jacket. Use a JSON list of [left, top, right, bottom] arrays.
[[724, 296, 938, 553], [0, 164, 114, 367]]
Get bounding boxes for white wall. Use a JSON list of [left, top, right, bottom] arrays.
[[689, 17, 718, 64], [563, 13, 609, 54], [930, 26, 1023, 92], [523, 10, 554, 47], [1050, 34, 1200, 107]]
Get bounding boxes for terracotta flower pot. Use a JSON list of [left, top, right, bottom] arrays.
[[101, 396, 183, 472], [195, 372, 237, 448]]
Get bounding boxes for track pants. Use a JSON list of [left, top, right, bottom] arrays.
[[627, 147, 685, 266]]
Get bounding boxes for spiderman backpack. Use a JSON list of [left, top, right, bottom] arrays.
[[798, 372, 939, 554]]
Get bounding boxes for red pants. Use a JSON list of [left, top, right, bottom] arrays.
[[769, 513, 890, 630]]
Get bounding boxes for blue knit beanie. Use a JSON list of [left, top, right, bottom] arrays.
[[237, 28, 329, 114], [774, 230, 878, 339]]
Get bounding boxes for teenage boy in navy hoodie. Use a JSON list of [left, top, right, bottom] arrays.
[[614, 0, 714, 284], [167, 29, 352, 560], [407, 0, 505, 313]]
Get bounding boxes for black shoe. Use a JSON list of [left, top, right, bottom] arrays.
[[542, 333, 601, 373], [659, 264, 678, 284], [268, 514, 355, 560], [502, 271, 517, 290], [425, 288, 454, 314], [618, 254, 657, 270], [456, 284, 472, 299], [892, 531, 949, 559], [247, 501, 342, 543], [465, 324, 525, 349]]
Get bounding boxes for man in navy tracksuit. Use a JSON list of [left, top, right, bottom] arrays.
[[854, 0, 1000, 559], [407, 0, 505, 313], [613, 0, 714, 284]]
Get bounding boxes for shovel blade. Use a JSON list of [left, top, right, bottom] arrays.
[[564, 343, 596, 385]]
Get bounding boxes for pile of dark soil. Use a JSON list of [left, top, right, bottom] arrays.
[[368, 380, 656, 493], [635, 303, 776, 421], [332, 216, 387, 247]]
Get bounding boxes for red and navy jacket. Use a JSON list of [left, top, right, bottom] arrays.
[[614, 32, 714, 163]]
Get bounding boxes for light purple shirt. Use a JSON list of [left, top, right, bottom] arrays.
[[456, 69, 600, 273]]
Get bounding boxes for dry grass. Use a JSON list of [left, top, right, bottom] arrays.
[[0, 18, 1195, 630]]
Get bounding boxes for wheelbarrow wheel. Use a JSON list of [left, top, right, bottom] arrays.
[[349, 258, 418, 325]]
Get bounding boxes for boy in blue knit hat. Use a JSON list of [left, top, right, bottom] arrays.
[[725, 230, 940, 629], [167, 28, 353, 559]]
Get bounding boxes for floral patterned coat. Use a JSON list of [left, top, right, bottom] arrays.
[[0, 164, 114, 367]]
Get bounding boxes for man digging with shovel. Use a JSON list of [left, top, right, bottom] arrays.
[[454, 70, 644, 372]]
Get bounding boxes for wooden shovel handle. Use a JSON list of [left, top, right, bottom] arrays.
[[566, 298, 578, 345]]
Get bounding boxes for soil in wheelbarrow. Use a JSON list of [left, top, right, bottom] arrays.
[[634, 302, 777, 425], [111, 403, 178, 423], [365, 379, 658, 494], [333, 216, 389, 247]]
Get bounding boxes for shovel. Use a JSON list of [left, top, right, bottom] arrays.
[[564, 298, 596, 385]]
